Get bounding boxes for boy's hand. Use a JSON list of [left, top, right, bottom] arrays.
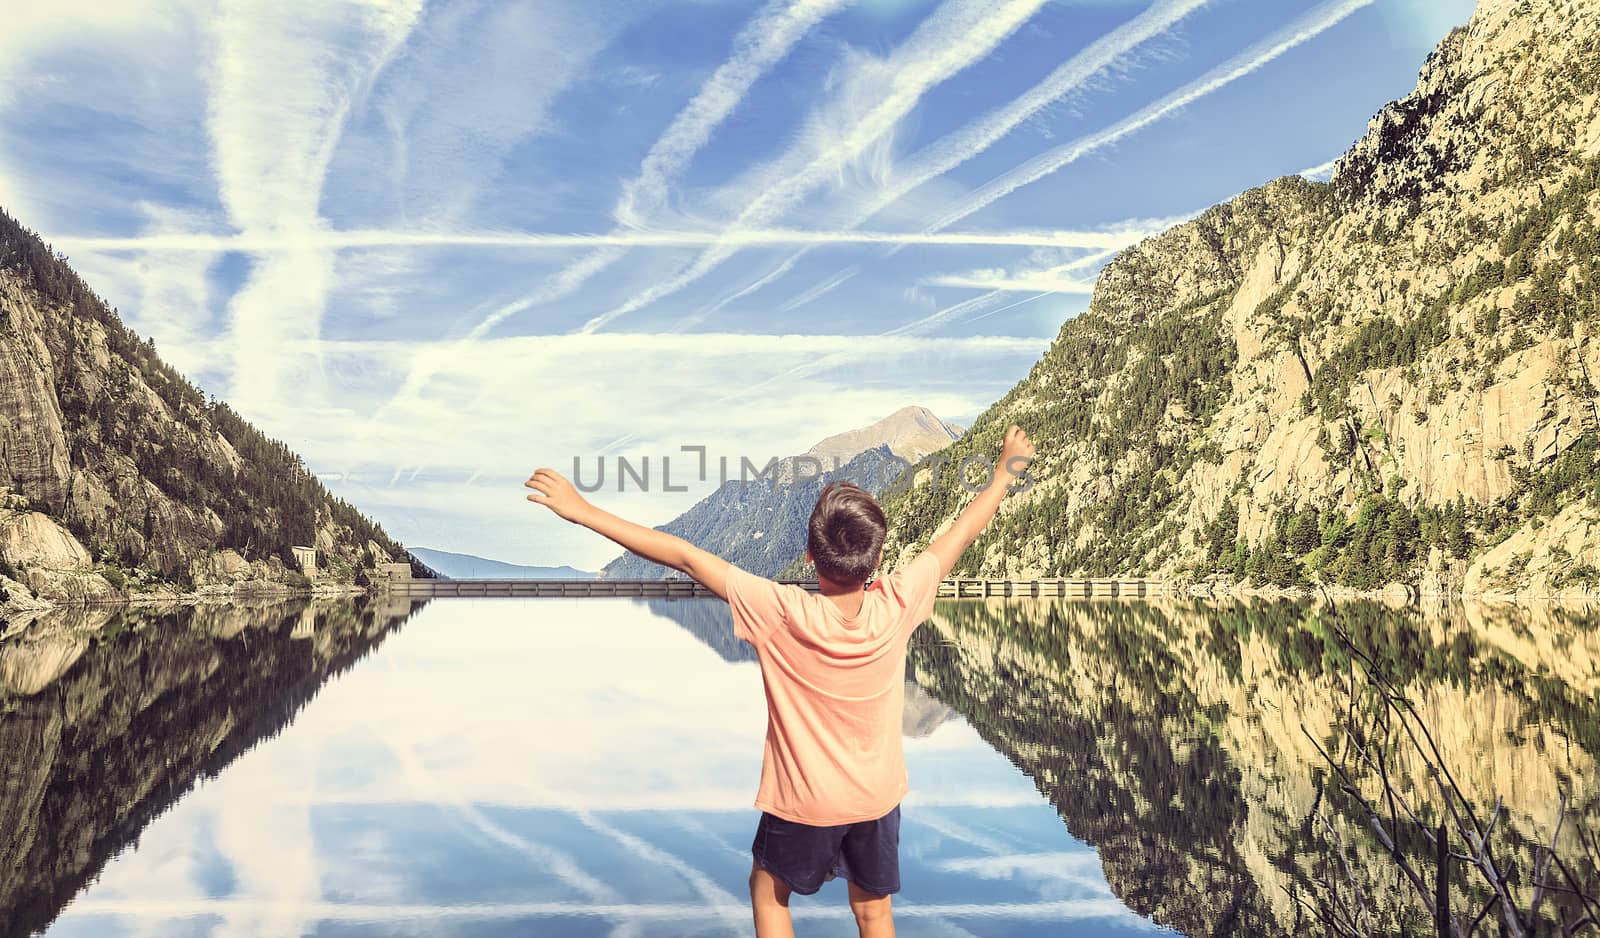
[[525, 468, 592, 523], [926, 423, 1036, 578], [998, 424, 1034, 477]]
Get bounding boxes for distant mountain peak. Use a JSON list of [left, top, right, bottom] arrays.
[[408, 547, 593, 580], [805, 404, 964, 466], [602, 403, 964, 580]]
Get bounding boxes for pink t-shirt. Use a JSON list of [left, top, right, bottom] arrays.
[[725, 552, 943, 826]]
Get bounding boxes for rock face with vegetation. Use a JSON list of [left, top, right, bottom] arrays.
[[883, 0, 1600, 597], [0, 208, 405, 608], [603, 405, 961, 579]]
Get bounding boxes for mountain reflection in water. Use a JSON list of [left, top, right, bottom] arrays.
[[0, 595, 1594, 936], [912, 598, 1600, 936], [0, 596, 429, 938]]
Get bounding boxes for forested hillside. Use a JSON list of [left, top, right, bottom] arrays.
[[883, 0, 1600, 597], [0, 207, 404, 603]]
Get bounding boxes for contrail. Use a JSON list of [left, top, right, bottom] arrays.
[[579, 0, 1052, 333], [362, 0, 848, 478], [53, 226, 1156, 253], [961, 290, 1055, 324], [775, 265, 860, 313], [615, 0, 853, 228], [730, 0, 1365, 313], [1298, 156, 1339, 180], [922, 242, 1123, 293], [694, 0, 1211, 315], [454, 0, 853, 345], [922, 0, 1375, 234], [806, 2, 1371, 382]]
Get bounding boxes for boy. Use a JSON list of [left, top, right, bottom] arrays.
[[525, 424, 1035, 936]]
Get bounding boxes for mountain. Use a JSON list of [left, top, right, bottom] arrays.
[[803, 405, 964, 469], [0, 207, 406, 609], [883, 0, 1600, 598], [407, 547, 592, 580], [602, 405, 962, 579]]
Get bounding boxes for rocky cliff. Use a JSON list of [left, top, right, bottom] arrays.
[[603, 405, 961, 579], [0, 207, 406, 609], [883, 0, 1600, 597]]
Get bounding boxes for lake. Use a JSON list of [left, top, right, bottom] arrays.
[[1, 595, 1596, 936]]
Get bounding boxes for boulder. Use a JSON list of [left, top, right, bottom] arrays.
[[0, 511, 91, 570], [22, 567, 116, 603], [189, 549, 255, 588]]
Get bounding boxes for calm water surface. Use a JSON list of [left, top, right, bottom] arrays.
[[1, 595, 1596, 936]]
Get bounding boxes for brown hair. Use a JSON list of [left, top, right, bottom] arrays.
[[807, 481, 887, 586]]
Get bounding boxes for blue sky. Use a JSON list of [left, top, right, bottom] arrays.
[[0, 0, 1474, 567]]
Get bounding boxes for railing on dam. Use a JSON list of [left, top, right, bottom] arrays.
[[381, 577, 1166, 599]]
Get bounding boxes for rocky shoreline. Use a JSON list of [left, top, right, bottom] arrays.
[[0, 581, 374, 637], [0, 507, 385, 627]]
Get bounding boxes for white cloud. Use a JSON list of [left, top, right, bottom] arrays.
[[205, 0, 425, 415], [359, 0, 622, 225], [1298, 156, 1339, 181], [123, 203, 222, 380], [212, 331, 1044, 565], [354, 0, 853, 438], [0, 0, 184, 104], [0, 0, 211, 229]]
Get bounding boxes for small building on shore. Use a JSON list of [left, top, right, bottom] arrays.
[[291, 546, 317, 579]]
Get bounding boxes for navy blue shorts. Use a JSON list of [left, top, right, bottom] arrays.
[[751, 805, 901, 896]]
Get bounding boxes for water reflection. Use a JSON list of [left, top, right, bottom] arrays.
[[637, 597, 957, 738], [910, 598, 1600, 936], [0, 596, 1593, 936], [0, 596, 428, 938], [4, 599, 1158, 937]]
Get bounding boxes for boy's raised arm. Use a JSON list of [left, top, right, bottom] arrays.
[[923, 425, 1034, 580], [525, 468, 732, 599]]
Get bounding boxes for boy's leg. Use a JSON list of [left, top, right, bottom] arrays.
[[749, 860, 795, 938], [848, 880, 895, 938], [837, 803, 901, 937]]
